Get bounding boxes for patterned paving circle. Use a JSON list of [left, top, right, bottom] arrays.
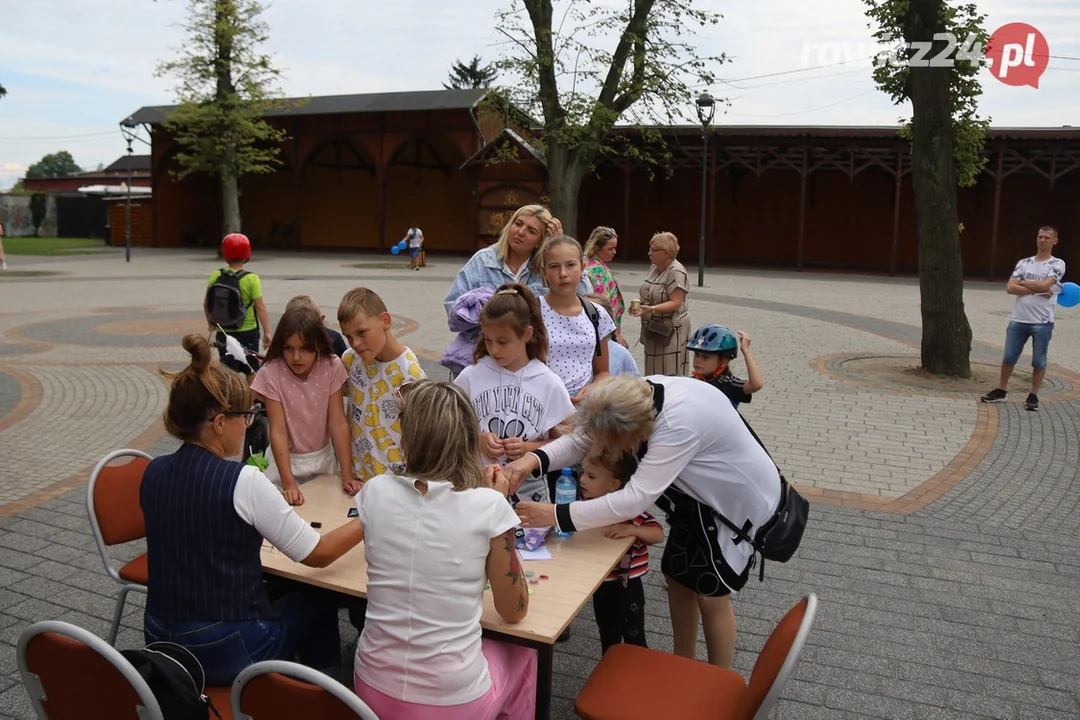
[[818, 353, 1072, 397], [0, 370, 20, 420], [15, 311, 418, 348], [0, 344, 41, 356]]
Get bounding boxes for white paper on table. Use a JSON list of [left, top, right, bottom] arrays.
[[518, 546, 553, 561]]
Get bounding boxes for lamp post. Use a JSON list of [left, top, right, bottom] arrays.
[[119, 127, 136, 263], [695, 91, 716, 288]]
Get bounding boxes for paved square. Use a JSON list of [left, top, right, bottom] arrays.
[[1, 248, 1078, 718]]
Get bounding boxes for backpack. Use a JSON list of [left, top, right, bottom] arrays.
[[205, 269, 250, 330], [578, 294, 602, 357], [120, 642, 221, 719]]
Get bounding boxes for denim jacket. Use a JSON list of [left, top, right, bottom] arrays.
[[443, 246, 591, 314]]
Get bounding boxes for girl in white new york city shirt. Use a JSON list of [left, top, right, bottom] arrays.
[[454, 283, 574, 504]]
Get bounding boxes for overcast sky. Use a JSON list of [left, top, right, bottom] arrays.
[[1, 0, 1077, 190]]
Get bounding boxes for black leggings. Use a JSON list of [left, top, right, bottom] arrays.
[[592, 577, 647, 654]]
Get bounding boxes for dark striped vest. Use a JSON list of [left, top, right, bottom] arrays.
[[141, 443, 275, 623]]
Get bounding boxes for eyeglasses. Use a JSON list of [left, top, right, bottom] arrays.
[[224, 409, 259, 427]]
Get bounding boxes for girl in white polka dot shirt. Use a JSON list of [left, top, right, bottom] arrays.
[[537, 236, 615, 404]]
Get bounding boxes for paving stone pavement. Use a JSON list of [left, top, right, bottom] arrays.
[[0, 249, 1078, 718]]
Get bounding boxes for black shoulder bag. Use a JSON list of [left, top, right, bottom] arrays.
[[716, 412, 810, 581]]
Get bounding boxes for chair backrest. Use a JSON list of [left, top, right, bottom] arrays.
[[232, 660, 379, 720], [87, 449, 152, 548], [17, 620, 164, 720], [741, 594, 819, 720]]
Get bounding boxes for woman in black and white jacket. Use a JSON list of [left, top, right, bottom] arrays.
[[507, 374, 784, 669]]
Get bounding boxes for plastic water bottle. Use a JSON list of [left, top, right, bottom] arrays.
[[554, 468, 577, 538]]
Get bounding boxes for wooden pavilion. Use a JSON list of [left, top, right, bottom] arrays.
[[122, 89, 1079, 278]]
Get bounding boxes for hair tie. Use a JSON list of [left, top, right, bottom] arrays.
[[496, 288, 519, 296]]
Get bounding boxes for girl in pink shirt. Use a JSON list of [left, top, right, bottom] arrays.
[[252, 307, 359, 506]]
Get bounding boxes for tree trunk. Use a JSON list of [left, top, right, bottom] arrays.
[[907, 1, 972, 377], [546, 142, 588, 239], [221, 157, 242, 236]]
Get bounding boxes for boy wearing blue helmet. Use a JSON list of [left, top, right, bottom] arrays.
[[687, 324, 763, 408]]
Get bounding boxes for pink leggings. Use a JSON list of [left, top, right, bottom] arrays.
[[354, 639, 537, 720]]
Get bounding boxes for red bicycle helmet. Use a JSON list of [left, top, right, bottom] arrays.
[[221, 233, 251, 262]]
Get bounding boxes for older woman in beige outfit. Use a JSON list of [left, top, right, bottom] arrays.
[[631, 232, 690, 375]]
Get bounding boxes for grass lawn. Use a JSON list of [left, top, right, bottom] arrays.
[[3, 237, 109, 255]]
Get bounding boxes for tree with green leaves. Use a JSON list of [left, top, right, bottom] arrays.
[[864, 0, 989, 377], [0, 83, 6, 98], [445, 55, 499, 89], [494, 0, 723, 237], [155, 0, 287, 236], [26, 151, 82, 179]]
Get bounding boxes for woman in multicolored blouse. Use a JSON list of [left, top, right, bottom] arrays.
[[583, 226, 628, 347]]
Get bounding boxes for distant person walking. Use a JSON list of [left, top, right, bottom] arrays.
[[981, 226, 1066, 412], [0, 221, 7, 270], [405, 227, 424, 271]]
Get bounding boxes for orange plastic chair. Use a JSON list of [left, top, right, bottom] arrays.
[[18, 619, 164, 719], [231, 660, 379, 719], [85, 449, 153, 645], [575, 594, 818, 720], [18, 619, 234, 720]]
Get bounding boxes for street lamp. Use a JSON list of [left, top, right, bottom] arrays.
[[120, 125, 136, 263], [695, 91, 716, 288]]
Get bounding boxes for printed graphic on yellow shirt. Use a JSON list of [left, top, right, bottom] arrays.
[[344, 349, 427, 481]]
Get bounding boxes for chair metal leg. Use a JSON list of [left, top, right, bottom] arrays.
[[108, 586, 130, 646]]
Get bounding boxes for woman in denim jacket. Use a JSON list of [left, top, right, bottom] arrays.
[[444, 205, 590, 314]]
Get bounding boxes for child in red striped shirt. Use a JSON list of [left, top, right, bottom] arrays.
[[580, 447, 664, 654]]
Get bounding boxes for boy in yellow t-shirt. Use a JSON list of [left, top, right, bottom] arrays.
[[337, 287, 426, 484]]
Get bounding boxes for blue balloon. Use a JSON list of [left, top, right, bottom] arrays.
[[397, 240, 408, 250], [1057, 281, 1080, 308], [390, 246, 400, 255]]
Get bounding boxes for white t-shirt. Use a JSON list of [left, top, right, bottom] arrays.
[[1011, 256, 1066, 324], [539, 375, 782, 586], [232, 466, 320, 562], [407, 228, 424, 249], [343, 347, 427, 481], [539, 295, 617, 396], [354, 474, 521, 705], [455, 356, 574, 502]]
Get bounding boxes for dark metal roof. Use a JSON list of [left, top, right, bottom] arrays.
[[102, 155, 151, 173], [122, 88, 491, 126], [461, 128, 546, 169]]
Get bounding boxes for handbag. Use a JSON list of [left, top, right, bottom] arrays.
[[713, 413, 810, 580], [644, 317, 674, 341]]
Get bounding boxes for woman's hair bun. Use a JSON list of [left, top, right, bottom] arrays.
[[182, 333, 213, 372]]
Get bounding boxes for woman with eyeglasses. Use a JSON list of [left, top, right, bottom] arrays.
[[583, 226, 628, 348], [631, 232, 691, 376], [139, 333, 365, 685]]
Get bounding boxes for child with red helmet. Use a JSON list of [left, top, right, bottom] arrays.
[[205, 233, 271, 376]]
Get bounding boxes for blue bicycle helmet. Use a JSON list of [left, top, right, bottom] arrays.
[[687, 324, 738, 358]]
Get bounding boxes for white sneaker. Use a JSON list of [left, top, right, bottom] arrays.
[[1, 261, 6, 270]]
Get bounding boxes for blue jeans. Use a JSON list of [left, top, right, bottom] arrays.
[[1002, 321, 1054, 369], [144, 588, 341, 685]]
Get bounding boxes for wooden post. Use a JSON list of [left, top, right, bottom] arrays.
[[987, 148, 1004, 281], [889, 149, 904, 276], [796, 146, 809, 271]]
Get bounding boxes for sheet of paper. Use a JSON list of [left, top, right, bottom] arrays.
[[518, 546, 553, 561]]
